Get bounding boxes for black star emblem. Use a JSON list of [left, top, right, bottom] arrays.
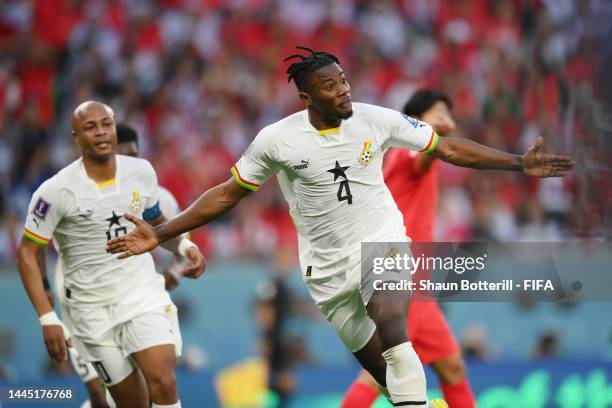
[[327, 161, 349, 181], [105, 211, 122, 229]]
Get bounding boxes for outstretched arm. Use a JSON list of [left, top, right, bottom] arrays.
[[431, 136, 574, 177], [146, 214, 207, 282], [17, 238, 71, 362], [106, 178, 250, 258], [157, 177, 250, 241]]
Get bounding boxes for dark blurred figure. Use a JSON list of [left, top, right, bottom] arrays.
[[0, 327, 17, 381], [533, 332, 560, 359], [460, 325, 491, 362], [254, 247, 299, 408]]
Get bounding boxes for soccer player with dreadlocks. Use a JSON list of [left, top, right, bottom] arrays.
[[106, 47, 574, 407]]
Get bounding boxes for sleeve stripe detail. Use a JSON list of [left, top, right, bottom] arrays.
[[23, 228, 50, 245], [231, 166, 260, 191], [420, 131, 439, 154], [143, 201, 162, 221]]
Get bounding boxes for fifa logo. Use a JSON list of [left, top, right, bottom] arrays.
[[358, 140, 374, 165], [130, 192, 141, 212]]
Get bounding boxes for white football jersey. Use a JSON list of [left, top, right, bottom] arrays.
[[232, 102, 438, 278], [52, 183, 182, 304], [158, 186, 180, 218], [24, 155, 165, 305]]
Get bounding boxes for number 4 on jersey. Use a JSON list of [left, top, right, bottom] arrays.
[[327, 161, 353, 205]]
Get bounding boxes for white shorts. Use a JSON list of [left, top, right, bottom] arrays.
[[64, 302, 182, 386], [304, 239, 412, 353], [305, 252, 375, 353], [68, 347, 99, 383]]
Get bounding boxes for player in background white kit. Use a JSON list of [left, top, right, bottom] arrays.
[[114, 123, 190, 291], [17, 102, 206, 408], [37, 122, 199, 408], [106, 48, 574, 407]]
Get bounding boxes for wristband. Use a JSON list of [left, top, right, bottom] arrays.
[[178, 238, 197, 257], [39, 311, 71, 339]]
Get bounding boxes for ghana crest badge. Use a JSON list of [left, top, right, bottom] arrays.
[[130, 192, 141, 212], [358, 140, 374, 166]]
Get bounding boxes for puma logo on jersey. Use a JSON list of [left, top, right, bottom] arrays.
[[293, 159, 310, 170], [358, 140, 374, 165], [78, 209, 94, 218]]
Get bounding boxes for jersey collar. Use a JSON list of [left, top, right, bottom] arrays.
[[302, 110, 346, 144], [78, 156, 122, 195]]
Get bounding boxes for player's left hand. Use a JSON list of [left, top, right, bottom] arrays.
[[181, 246, 206, 279], [522, 136, 575, 177], [45, 289, 55, 307]]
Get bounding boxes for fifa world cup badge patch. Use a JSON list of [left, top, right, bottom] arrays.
[[358, 140, 374, 165], [130, 192, 141, 212]]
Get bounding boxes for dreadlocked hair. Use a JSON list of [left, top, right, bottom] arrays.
[[283, 46, 340, 91]]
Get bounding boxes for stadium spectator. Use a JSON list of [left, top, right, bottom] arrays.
[[0, 0, 608, 266]]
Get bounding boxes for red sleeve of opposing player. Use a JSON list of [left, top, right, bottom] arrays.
[[384, 148, 422, 180]]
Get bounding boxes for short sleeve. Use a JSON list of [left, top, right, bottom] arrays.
[[231, 129, 280, 191], [158, 187, 180, 219], [141, 160, 162, 220], [23, 180, 66, 246], [380, 107, 439, 153]]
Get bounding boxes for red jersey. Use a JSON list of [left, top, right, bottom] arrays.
[[383, 148, 438, 242]]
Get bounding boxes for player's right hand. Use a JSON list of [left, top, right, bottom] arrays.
[[42, 325, 72, 363], [163, 270, 181, 291], [106, 213, 160, 259]]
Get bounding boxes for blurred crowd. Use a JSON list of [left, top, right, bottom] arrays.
[[1, 0, 611, 265]]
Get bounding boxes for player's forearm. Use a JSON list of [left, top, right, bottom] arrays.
[[415, 152, 437, 173], [147, 215, 183, 254], [153, 179, 244, 244], [435, 137, 523, 171], [36, 250, 50, 290], [160, 236, 182, 254], [17, 244, 53, 316]]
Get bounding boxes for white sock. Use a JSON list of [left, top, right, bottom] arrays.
[[382, 341, 428, 406], [151, 401, 181, 408]]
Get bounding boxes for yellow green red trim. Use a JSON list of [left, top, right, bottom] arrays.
[[231, 166, 259, 191], [318, 127, 340, 135], [421, 131, 439, 154], [23, 228, 50, 246]]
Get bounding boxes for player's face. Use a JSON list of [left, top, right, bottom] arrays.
[[116, 142, 139, 157], [421, 101, 455, 137], [303, 63, 353, 121], [73, 105, 117, 161]]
